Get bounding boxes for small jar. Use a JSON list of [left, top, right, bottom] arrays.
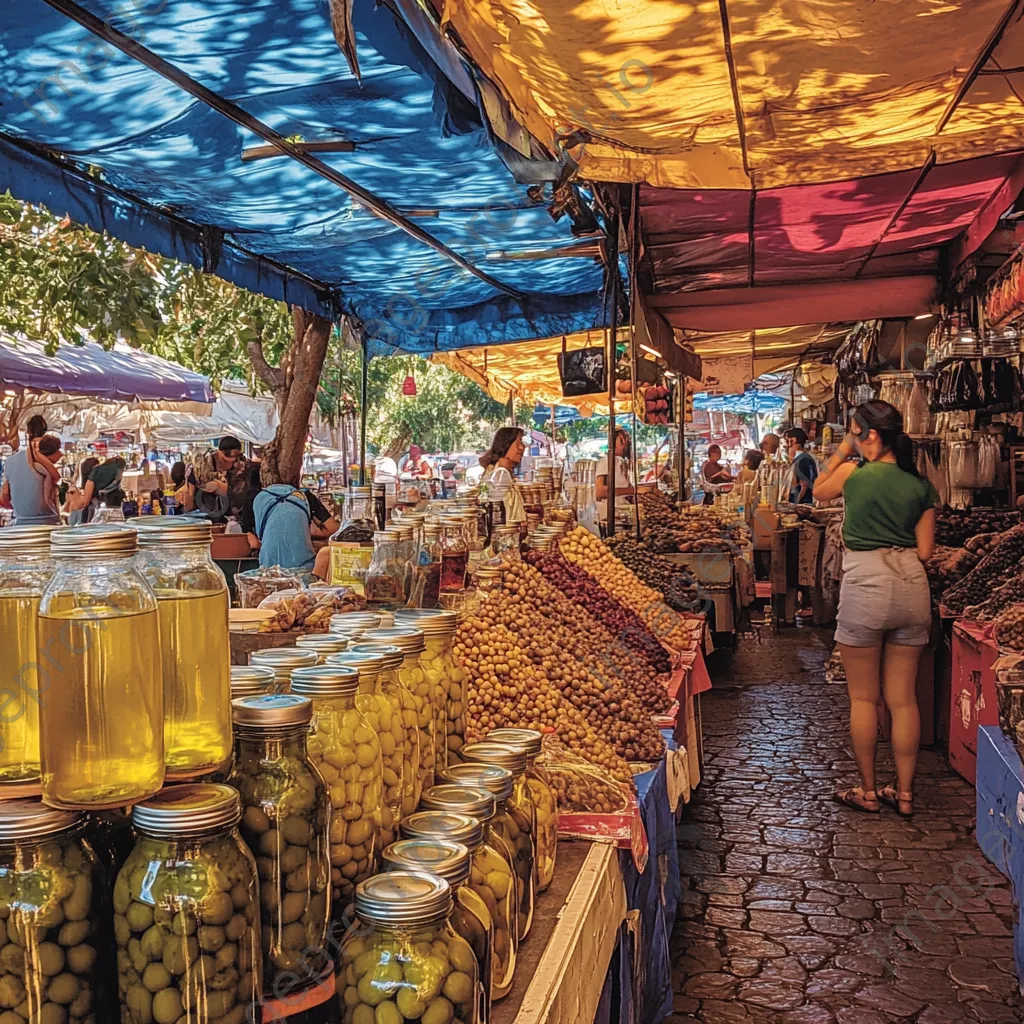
[[441, 763, 533, 941], [385, 522, 417, 599], [411, 792, 516, 997], [227, 694, 331, 995], [289, 666, 384, 910], [409, 524, 442, 609], [294, 634, 351, 662], [0, 801, 113, 1023], [394, 610, 467, 771], [39, 526, 164, 809], [133, 519, 232, 779], [328, 486, 377, 593], [115, 784, 261, 1024], [0, 525, 59, 795], [382, 837, 493, 1022], [472, 567, 503, 597], [248, 648, 319, 693], [438, 518, 469, 594], [361, 628, 435, 795], [489, 526, 521, 564], [365, 531, 406, 603], [487, 729, 557, 891], [338, 872, 480, 1024], [230, 665, 277, 699]]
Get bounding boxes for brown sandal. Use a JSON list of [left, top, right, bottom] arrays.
[[833, 786, 881, 813], [878, 785, 913, 818]]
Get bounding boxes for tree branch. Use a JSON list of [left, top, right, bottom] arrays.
[[246, 334, 285, 399]]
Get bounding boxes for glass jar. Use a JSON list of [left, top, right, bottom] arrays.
[[348, 644, 422, 816], [438, 518, 469, 594], [323, 651, 404, 848], [294, 633, 351, 662], [409, 524, 442, 609], [441, 763, 533, 941], [39, 526, 164, 809], [0, 525, 59, 796], [289, 667, 384, 911], [337, 872, 479, 1024], [471, 567, 503, 598], [372, 482, 388, 531], [116, 784, 261, 1024], [489, 526, 521, 565], [329, 486, 377, 593], [361, 628, 435, 795], [364, 532, 406, 603], [230, 664, 277, 699], [227, 694, 331, 995], [395, 610, 467, 771], [413, 791, 516, 998], [486, 729, 557, 892], [134, 519, 232, 779], [248, 648, 319, 693], [382, 837, 493, 1022], [0, 801, 113, 1023]]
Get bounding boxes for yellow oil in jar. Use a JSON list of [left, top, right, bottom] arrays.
[[38, 607, 164, 808], [0, 593, 42, 787], [154, 589, 232, 776]]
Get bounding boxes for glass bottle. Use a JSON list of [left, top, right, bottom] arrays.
[[438, 517, 469, 594], [328, 486, 377, 593], [411, 523, 442, 609], [133, 518, 232, 779], [484, 729, 557, 891], [116, 784, 261, 1024], [364, 531, 406, 603], [389, 521, 417, 598], [360, 627, 435, 794], [248, 648, 319, 693], [414, 790, 517, 997], [372, 482, 388, 531], [294, 633, 350, 662], [382, 836, 494, 1022], [441, 763, 534, 941], [227, 694, 331, 996], [0, 525, 58, 796], [230, 664, 277, 699], [0, 801, 113, 1023], [395, 609, 467, 771], [289, 666, 384, 912], [337, 872, 479, 1024], [39, 525, 164, 809]]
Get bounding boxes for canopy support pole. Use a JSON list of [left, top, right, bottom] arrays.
[[42, 0, 523, 300], [606, 203, 620, 535], [360, 334, 369, 486], [628, 183, 642, 541]]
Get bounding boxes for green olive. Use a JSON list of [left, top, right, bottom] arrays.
[[69, 984, 93, 1017], [352, 1005, 375, 1024], [65, 943, 96, 976], [62, 873, 91, 921], [198, 925, 226, 952], [0, 975, 23, 1008], [396, 986, 426, 1019], [242, 806, 271, 835], [151, 986, 183, 1024], [142, 962, 171, 992], [47, 972, 80, 1005], [36, 1006, 68, 1024], [441, 971, 473, 1005], [341, 985, 360, 1008], [280, 845, 306, 875], [446, 936, 475, 976], [375, 1001, 403, 1024], [170, 914, 196, 938], [280, 892, 306, 925], [421, 996, 454, 1024], [139, 925, 166, 962], [280, 817, 311, 846], [258, 830, 283, 857], [225, 915, 247, 943], [113, 875, 131, 915], [35, 941, 65, 976], [162, 935, 198, 976], [113, 914, 131, 946], [126, 902, 154, 932], [203, 891, 234, 926], [58, 920, 90, 948], [0, 945, 22, 976]]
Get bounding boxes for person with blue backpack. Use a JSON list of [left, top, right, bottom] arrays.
[[242, 480, 338, 572]]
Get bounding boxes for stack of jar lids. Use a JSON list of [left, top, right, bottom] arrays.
[[132, 784, 240, 836], [348, 643, 405, 671], [248, 648, 319, 688], [231, 693, 312, 727], [230, 664, 277, 698], [361, 626, 425, 655], [324, 649, 386, 679], [400, 810, 484, 850], [440, 764, 514, 800], [132, 518, 214, 545], [382, 838, 472, 887], [487, 728, 543, 757], [329, 612, 381, 635], [420, 784, 496, 822], [394, 608, 457, 637], [51, 524, 138, 555], [0, 800, 81, 840], [354, 871, 451, 926], [0, 523, 61, 553], [289, 664, 360, 698], [461, 740, 528, 776], [294, 634, 350, 660]]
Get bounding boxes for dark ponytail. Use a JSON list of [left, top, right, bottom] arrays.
[[851, 400, 918, 477], [480, 426, 525, 469]]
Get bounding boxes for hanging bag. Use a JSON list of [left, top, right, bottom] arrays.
[[557, 335, 606, 397]]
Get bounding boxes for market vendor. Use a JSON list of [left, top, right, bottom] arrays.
[[194, 435, 251, 520], [596, 427, 636, 518], [242, 482, 339, 574], [170, 461, 197, 512], [699, 444, 732, 505], [400, 444, 433, 480], [784, 427, 818, 504], [479, 426, 527, 524]]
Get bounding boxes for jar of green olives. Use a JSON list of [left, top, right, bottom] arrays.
[[229, 665, 277, 700], [413, 791, 516, 999], [360, 629, 435, 796], [440, 764, 533, 942], [289, 667, 384, 911], [226, 694, 331, 996], [116, 784, 261, 1024], [248, 649, 320, 693], [0, 801, 112, 1024], [337, 872, 479, 1024], [394, 610, 466, 770], [486, 729, 557, 892], [382, 838, 491, 1024]]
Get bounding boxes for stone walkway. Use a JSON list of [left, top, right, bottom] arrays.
[[670, 634, 1022, 1024]]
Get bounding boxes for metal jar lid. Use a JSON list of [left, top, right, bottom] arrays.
[[348, 643, 404, 671], [0, 801, 82, 842], [394, 609, 457, 637], [419, 784, 495, 823], [354, 871, 451, 926], [382, 839, 471, 887], [461, 740, 528, 775], [230, 664, 277, 697], [50, 525, 138, 556], [231, 693, 313, 728], [249, 648, 320, 681], [0, 524, 61, 555], [294, 634, 350, 658], [441, 764, 514, 800], [132, 784, 240, 836], [487, 728, 543, 757], [325, 650, 385, 678], [132, 518, 214, 546], [289, 664, 359, 698], [400, 810, 484, 850], [361, 627, 425, 655]]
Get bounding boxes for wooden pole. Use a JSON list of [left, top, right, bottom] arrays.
[[605, 204, 620, 535], [359, 334, 369, 486]]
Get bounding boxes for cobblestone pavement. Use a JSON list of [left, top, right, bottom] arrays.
[[671, 667, 1023, 1023]]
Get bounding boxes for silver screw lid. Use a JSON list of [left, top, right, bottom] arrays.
[[132, 784, 240, 836], [487, 728, 543, 757], [441, 764, 514, 800], [294, 634, 350, 659], [50, 525, 137, 555], [400, 810, 484, 850], [461, 740, 528, 775], [132, 518, 213, 546], [230, 664, 277, 697], [0, 801, 81, 842], [289, 665, 359, 698], [420, 784, 496, 822], [249, 648, 320, 682], [361, 627, 425, 655], [394, 608, 457, 637], [0, 524, 61, 554], [348, 643, 405, 671], [325, 650, 386, 677], [354, 871, 451, 926], [231, 693, 312, 728], [382, 839, 471, 887]]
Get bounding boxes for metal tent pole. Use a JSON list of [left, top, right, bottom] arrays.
[[359, 334, 369, 486], [606, 204, 621, 535]]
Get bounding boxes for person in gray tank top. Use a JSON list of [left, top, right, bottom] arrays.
[[1, 436, 63, 525]]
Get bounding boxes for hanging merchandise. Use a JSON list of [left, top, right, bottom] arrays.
[[948, 440, 979, 490], [976, 434, 1000, 490], [905, 377, 935, 436], [402, 374, 417, 396], [834, 320, 880, 385], [557, 336, 606, 397]]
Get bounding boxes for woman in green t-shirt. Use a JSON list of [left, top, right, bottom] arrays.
[[814, 400, 937, 818]]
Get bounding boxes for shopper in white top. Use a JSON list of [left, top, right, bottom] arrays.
[[595, 428, 635, 521], [479, 426, 527, 524]]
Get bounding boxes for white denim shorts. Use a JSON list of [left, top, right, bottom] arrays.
[[836, 547, 931, 648]]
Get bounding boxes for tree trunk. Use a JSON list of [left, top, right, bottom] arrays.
[[248, 308, 333, 486]]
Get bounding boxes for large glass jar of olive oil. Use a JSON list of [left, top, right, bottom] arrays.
[[38, 526, 164, 809], [0, 525, 58, 796], [134, 519, 232, 779]]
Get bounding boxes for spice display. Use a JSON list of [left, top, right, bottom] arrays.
[[337, 872, 480, 1024], [227, 695, 330, 994], [116, 785, 260, 1024], [38, 526, 165, 809], [0, 802, 112, 1024], [636, 492, 746, 553], [289, 667, 384, 909], [606, 537, 700, 609], [962, 569, 1024, 621], [934, 508, 1022, 546], [439, 518, 470, 594]]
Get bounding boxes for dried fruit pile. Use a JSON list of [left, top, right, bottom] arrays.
[[607, 536, 699, 608], [636, 492, 746, 553], [941, 526, 1024, 613], [994, 603, 1024, 651], [935, 508, 1022, 547], [962, 567, 1024, 621]]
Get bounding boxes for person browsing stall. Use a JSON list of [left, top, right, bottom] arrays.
[[595, 428, 636, 520], [194, 435, 250, 520], [170, 461, 197, 513], [813, 400, 937, 818], [479, 426, 527, 524], [243, 482, 339, 573], [699, 444, 732, 505], [0, 432, 64, 525], [784, 427, 818, 504], [65, 456, 126, 519]]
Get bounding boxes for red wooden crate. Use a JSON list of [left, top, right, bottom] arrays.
[[948, 620, 1000, 784]]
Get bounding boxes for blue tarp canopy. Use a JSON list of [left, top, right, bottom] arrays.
[[533, 404, 582, 425], [693, 392, 787, 413], [0, 1, 606, 357]]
